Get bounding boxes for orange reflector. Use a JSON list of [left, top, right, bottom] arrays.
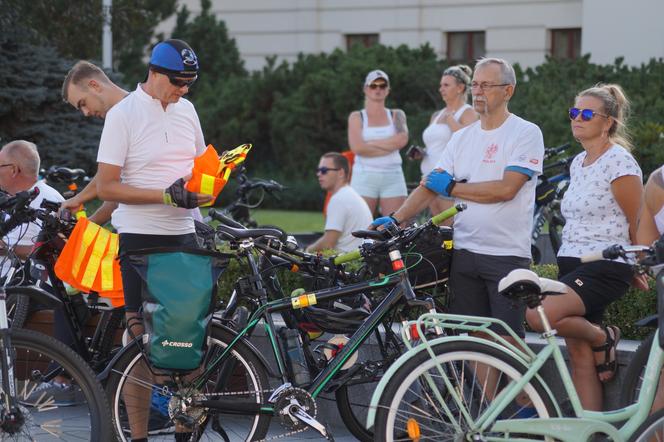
[[290, 264, 300, 273], [68, 183, 77, 191], [409, 323, 420, 341], [406, 418, 421, 441]]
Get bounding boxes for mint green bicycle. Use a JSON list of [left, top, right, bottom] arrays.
[[367, 240, 664, 442]]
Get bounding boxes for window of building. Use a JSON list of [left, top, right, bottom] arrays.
[[447, 31, 486, 63], [345, 34, 379, 50], [550, 28, 581, 59]]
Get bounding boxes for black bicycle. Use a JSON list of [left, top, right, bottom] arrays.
[[531, 143, 572, 264], [1, 196, 124, 375], [0, 189, 112, 440], [213, 166, 285, 228], [102, 205, 461, 441]]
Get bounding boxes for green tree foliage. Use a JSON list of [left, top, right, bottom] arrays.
[[5, 0, 176, 85], [0, 28, 104, 172]]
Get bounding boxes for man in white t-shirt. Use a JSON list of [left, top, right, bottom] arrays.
[[307, 152, 373, 253], [373, 58, 544, 338], [0, 140, 64, 259], [95, 39, 211, 442]]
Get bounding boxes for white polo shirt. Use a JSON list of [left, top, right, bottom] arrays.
[[437, 114, 544, 258], [325, 185, 373, 252], [97, 84, 206, 235]]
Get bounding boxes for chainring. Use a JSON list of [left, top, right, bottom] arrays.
[[273, 387, 317, 431]]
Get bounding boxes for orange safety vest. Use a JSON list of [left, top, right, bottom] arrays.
[[185, 143, 252, 206], [54, 218, 124, 306]]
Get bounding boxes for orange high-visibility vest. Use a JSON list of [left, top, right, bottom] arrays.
[[54, 218, 124, 306], [186, 143, 252, 206]]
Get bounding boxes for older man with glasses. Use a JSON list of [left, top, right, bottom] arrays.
[[94, 39, 211, 442], [373, 57, 544, 345]]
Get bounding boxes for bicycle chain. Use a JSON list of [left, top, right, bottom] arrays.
[[197, 389, 317, 441], [195, 389, 309, 442]]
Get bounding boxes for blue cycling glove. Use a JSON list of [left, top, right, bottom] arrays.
[[424, 170, 457, 197], [371, 215, 398, 229]]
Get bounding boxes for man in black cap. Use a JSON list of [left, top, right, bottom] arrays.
[[95, 39, 211, 442]]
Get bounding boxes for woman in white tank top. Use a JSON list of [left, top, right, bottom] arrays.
[[347, 70, 409, 216], [638, 166, 664, 242], [418, 65, 478, 219]]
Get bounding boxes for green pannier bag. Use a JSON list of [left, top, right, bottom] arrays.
[[127, 247, 229, 371]]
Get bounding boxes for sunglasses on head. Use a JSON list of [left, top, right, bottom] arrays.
[[316, 167, 341, 175], [568, 107, 608, 121], [368, 82, 388, 90], [168, 75, 197, 88]]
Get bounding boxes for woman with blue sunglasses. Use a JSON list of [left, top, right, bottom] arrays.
[[526, 83, 644, 412]]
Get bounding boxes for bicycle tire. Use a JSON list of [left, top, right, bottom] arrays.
[[5, 327, 112, 441], [629, 406, 664, 442], [336, 381, 375, 442], [105, 324, 271, 441], [374, 340, 558, 441], [7, 292, 30, 329], [620, 332, 654, 407]]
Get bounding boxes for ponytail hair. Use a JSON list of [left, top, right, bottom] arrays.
[[577, 83, 633, 151], [443, 64, 472, 99]]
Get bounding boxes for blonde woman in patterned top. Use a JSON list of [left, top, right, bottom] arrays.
[[526, 84, 643, 412]]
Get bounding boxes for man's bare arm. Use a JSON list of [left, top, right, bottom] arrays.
[[306, 230, 342, 252]]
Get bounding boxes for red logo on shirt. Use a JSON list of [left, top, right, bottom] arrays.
[[483, 143, 498, 163], [529, 158, 539, 165]]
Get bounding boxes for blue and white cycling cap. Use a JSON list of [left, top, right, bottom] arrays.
[[149, 39, 199, 79]]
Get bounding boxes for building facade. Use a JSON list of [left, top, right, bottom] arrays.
[[157, 0, 664, 71]]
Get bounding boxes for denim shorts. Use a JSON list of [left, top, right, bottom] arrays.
[[350, 168, 407, 199]]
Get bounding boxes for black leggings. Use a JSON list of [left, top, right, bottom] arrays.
[[119, 233, 199, 312]]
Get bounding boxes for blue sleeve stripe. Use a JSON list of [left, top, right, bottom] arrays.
[[505, 165, 536, 179]]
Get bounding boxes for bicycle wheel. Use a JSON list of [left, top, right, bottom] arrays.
[[621, 333, 655, 407], [106, 324, 271, 441], [334, 326, 405, 442], [5, 327, 112, 441], [374, 340, 558, 441], [629, 407, 664, 441]]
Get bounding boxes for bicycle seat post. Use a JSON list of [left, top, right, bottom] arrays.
[[535, 304, 557, 338]]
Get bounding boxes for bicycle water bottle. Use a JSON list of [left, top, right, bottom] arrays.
[[279, 327, 311, 386]]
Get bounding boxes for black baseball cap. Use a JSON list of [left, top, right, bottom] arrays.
[[148, 39, 199, 79]]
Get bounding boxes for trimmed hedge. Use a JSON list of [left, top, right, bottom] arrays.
[[218, 259, 653, 341]]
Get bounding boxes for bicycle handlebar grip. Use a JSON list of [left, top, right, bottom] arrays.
[[207, 208, 245, 229], [431, 203, 466, 226], [580, 250, 606, 263], [333, 249, 362, 265]]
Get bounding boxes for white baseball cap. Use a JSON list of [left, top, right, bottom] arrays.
[[364, 70, 390, 87]]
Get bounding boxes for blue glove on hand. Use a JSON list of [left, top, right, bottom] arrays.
[[424, 170, 456, 197], [371, 215, 398, 229]]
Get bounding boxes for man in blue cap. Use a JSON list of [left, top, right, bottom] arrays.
[[95, 39, 211, 442]]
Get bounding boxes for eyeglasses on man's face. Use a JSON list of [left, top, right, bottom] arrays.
[[470, 82, 510, 92], [316, 167, 341, 175], [167, 75, 197, 88]]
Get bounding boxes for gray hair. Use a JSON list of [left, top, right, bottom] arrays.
[[475, 57, 516, 86], [1, 140, 40, 178]]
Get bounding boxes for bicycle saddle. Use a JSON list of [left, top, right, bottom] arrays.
[[216, 223, 284, 241], [351, 229, 389, 241], [498, 269, 567, 307], [46, 166, 87, 183]]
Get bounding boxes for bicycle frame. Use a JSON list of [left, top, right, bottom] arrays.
[[192, 269, 430, 413], [367, 279, 664, 442]]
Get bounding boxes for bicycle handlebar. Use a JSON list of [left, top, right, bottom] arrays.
[[208, 208, 246, 229], [543, 143, 571, 160], [580, 244, 652, 263], [431, 203, 466, 226]]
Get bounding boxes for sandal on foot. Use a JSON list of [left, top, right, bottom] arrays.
[[591, 325, 620, 383]]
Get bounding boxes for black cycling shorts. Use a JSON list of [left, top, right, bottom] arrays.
[[118, 232, 199, 312], [557, 256, 632, 324]]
